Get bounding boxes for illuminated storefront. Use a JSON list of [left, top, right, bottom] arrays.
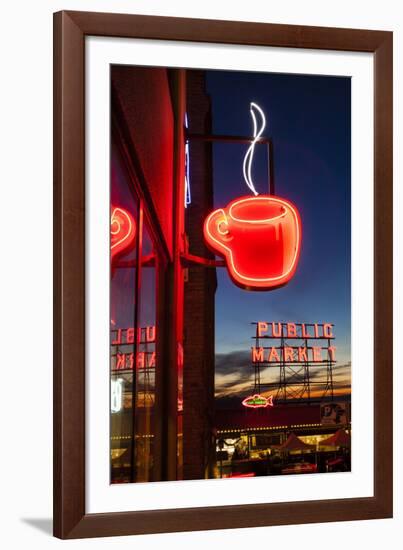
[[215, 404, 351, 478], [110, 67, 216, 483]]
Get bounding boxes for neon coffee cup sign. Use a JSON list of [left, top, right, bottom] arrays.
[[203, 103, 302, 291], [204, 195, 301, 290]]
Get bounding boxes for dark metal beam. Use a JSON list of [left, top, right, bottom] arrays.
[[181, 252, 225, 268], [186, 132, 272, 145], [186, 132, 275, 194]]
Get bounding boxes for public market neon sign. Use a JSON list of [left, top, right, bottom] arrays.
[[203, 103, 302, 290], [251, 321, 337, 364]]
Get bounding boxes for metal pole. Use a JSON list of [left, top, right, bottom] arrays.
[[130, 204, 143, 483], [268, 141, 275, 195], [329, 337, 334, 401], [305, 336, 311, 402]]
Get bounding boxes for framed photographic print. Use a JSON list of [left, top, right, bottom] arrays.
[[53, 10, 393, 539]]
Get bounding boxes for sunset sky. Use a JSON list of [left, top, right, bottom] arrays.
[[204, 70, 351, 400]]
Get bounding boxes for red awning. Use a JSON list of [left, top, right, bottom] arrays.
[[215, 404, 321, 431], [273, 432, 316, 451], [320, 429, 351, 447]]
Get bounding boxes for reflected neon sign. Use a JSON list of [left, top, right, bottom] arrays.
[[111, 325, 156, 371], [111, 378, 124, 413], [111, 206, 136, 262]]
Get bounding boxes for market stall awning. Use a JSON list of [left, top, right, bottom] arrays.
[[274, 432, 316, 452], [319, 429, 351, 447], [215, 404, 321, 431]]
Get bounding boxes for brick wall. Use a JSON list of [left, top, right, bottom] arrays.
[[183, 71, 217, 480]]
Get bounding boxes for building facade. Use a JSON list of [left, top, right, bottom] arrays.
[[110, 66, 216, 483]]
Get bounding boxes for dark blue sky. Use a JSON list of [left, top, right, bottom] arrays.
[[205, 70, 351, 369]]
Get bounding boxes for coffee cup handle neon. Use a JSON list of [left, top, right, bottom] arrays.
[[204, 208, 232, 254]]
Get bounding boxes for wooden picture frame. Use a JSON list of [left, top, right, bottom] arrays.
[[53, 10, 393, 539]]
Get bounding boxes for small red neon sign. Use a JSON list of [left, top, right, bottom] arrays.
[[242, 394, 274, 409], [204, 195, 301, 290], [111, 206, 136, 262]]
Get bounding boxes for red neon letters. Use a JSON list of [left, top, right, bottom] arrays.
[[204, 195, 301, 290], [257, 322, 334, 339], [111, 206, 136, 262], [251, 346, 337, 363], [242, 394, 274, 409]]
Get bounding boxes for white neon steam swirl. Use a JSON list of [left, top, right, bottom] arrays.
[[242, 102, 266, 196]]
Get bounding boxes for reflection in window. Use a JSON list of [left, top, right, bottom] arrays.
[[134, 222, 156, 482], [110, 143, 157, 484]]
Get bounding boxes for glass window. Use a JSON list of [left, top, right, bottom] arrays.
[[110, 142, 158, 484], [134, 221, 157, 482]]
